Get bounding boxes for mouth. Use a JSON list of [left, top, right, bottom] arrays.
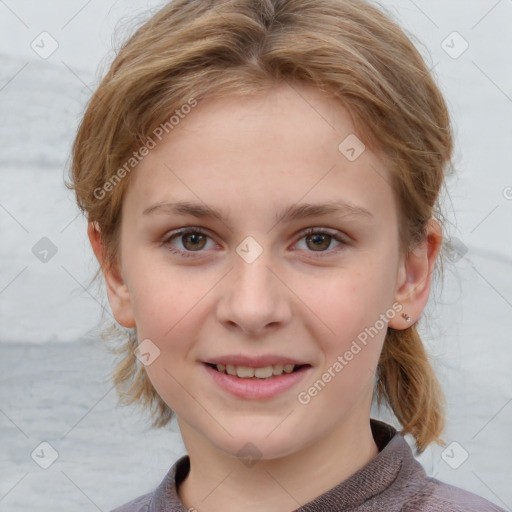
[[202, 360, 313, 400], [204, 362, 311, 380]]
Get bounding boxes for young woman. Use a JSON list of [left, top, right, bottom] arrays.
[[68, 0, 505, 510]]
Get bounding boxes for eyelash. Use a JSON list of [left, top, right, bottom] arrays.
[[161, 227, 349, 259]]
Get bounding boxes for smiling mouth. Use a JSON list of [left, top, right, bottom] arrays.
[[205, 362, 310, 379]]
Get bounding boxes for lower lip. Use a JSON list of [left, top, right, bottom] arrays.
[[203, 363, 312, 400]]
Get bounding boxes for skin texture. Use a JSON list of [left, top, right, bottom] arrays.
[[89, 82, 442, 511]]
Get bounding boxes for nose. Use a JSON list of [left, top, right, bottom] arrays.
[[215, 252, 293, 336]]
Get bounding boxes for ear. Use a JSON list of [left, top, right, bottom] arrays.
[[388, 218, 442, 329], [88, 221, 136, 328]]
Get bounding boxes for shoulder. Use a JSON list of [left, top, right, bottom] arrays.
[[402, 477, 506, 512], [110, 492, 152, 512], [109, 455, 190, 512]]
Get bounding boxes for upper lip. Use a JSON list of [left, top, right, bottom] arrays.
[[203, 355, 310, 367]]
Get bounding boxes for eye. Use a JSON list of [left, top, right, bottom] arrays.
[[294, 227, 348, 255], [161, 226, 349, 259], [162, 227, 217, 257]]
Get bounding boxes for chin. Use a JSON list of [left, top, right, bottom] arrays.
[[210, 427, 307, 463]]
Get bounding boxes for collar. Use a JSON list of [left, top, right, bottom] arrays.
[[149, 419, 419, 511]]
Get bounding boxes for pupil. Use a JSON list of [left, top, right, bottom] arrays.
[[184, 233, 206, 250], [307, 233, 330, 251]]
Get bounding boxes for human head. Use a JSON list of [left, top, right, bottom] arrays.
[[68, 0, 453, 454]]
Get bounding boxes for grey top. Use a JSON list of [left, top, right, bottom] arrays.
[[112, 419, 505, 511]]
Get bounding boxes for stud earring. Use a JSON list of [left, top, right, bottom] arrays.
[[401, 313, 411, 323]]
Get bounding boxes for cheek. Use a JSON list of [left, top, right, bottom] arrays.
[[126, 263, 222, 405], [299, 262, 393, 328], [125, 252, 208, 334], [297, 262, 392, 374]]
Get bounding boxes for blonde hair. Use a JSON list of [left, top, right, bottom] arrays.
[[68, 0, 453, 453]]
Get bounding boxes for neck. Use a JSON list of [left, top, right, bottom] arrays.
[[177, 416, 380, 512]]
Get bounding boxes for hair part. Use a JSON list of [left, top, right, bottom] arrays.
[[68, 0, 453, 454]]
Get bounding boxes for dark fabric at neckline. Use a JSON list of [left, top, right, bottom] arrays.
[[150, 418, 406, 511]]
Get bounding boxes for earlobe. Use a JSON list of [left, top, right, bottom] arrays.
[[87, 222, 136, 329], [388, 219, 443, 330]]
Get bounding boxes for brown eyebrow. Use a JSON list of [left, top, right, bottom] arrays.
[[142, 199, 373, 231]]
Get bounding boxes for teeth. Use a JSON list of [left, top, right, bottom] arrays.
[[215, 363, 298, 378], [272, 364, 283, 375], [254, 366, 273, 378], [283, 364, 295, 373], [236, 366, 255, 378]]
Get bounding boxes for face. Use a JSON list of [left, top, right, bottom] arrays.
[[99, 83, 432, 461]]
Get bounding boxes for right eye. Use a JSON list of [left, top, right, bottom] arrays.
[[162, 227, 217, 257]]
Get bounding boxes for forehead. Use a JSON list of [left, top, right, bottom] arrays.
[[122, 83, 397, 226]]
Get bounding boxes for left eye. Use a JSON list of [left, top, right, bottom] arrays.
[[162, 227, 347, 257], [294, 228, 346, 254]]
